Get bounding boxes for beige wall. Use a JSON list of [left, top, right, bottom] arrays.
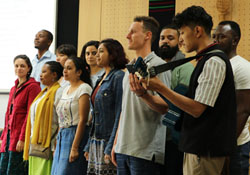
[[79, 0, 250, 60], [176, 0, 250, 61], [78, 0, 149, 60], [78, 0, 102, 56]]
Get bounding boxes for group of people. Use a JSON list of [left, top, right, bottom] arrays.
[[0, 5, 249, 175]]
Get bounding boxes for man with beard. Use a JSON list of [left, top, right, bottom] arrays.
[[213, 21, 250, 175], [158, 24, 194, 175], [159, 24, 194, 90], [31, 29, 56, 89]]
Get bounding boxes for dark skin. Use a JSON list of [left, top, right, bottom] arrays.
[[235, 90, 250, 137], [34, 30, 52, 59], [214, 24, 250, 137]]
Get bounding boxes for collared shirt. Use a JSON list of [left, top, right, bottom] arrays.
[[194, 56, 226, 107], [31, 50, 56, 89], [115, 52, 171, 164]]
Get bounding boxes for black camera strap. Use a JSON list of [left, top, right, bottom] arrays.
[[148, 50, 223, 77]]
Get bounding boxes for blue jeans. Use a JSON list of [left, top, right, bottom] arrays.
[[229, 141, 250, 175], [51, 126, 89, 175], [116, 153, 160, 175]]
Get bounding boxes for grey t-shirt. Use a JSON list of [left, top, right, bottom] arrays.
[[115, 52, 171, 164]]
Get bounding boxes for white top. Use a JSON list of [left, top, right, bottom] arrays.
[[195, 56, 226, 107], [29, 87, 62, 150], [230, 55, 250, 145], [230, 55, 250, 89], [30, 93, 46, 137], [56, 83, 92, 128], [59, 77, 70, 88]]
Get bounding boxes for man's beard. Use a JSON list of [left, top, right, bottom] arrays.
[[158, 44, 179, 60]]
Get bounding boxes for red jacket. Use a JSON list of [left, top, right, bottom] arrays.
[[0, 78, 41, 152]]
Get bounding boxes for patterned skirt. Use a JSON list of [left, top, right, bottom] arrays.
[[87, 138, 117, 175]]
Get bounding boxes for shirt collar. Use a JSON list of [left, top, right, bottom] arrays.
[[171, 51, 185, 62], [196, 43, 219, 61], [144, 51, 155, 63], [197, 43, 218, 55], [35, 50, 52, 61]]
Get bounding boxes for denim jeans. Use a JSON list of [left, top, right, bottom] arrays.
[[116, 153, 160, 175], [229, 141, 250, 175], [51, 126, 90, 175]]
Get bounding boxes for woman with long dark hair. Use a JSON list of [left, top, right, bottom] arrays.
[[84, 39, 128, 175], [80, 40, 104, 87], [51, 57, 92, 175]]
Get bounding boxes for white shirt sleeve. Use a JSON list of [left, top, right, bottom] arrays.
[[76, 83, 92, 99], [195, 56, 226, 107], [230, 55, 250, 90]]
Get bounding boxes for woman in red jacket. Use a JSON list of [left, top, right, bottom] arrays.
[[0, 55, 41, 175]]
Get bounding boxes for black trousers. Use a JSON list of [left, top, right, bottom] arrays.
[[160, 132, 183, 175]]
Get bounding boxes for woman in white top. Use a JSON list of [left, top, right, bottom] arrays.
[[51, 57, 92, 175]]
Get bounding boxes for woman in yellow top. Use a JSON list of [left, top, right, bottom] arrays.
[[23, 61, 63, 175]]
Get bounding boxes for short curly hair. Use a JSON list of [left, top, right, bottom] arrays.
[[219, 21, 241, 41], [173, 6, 213, 36], [41, 29, 53, 42], [162, 23, 179, 36]]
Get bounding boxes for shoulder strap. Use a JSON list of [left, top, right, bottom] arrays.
[[51, 127, 58, 140], [148, 50, 223, 77]]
